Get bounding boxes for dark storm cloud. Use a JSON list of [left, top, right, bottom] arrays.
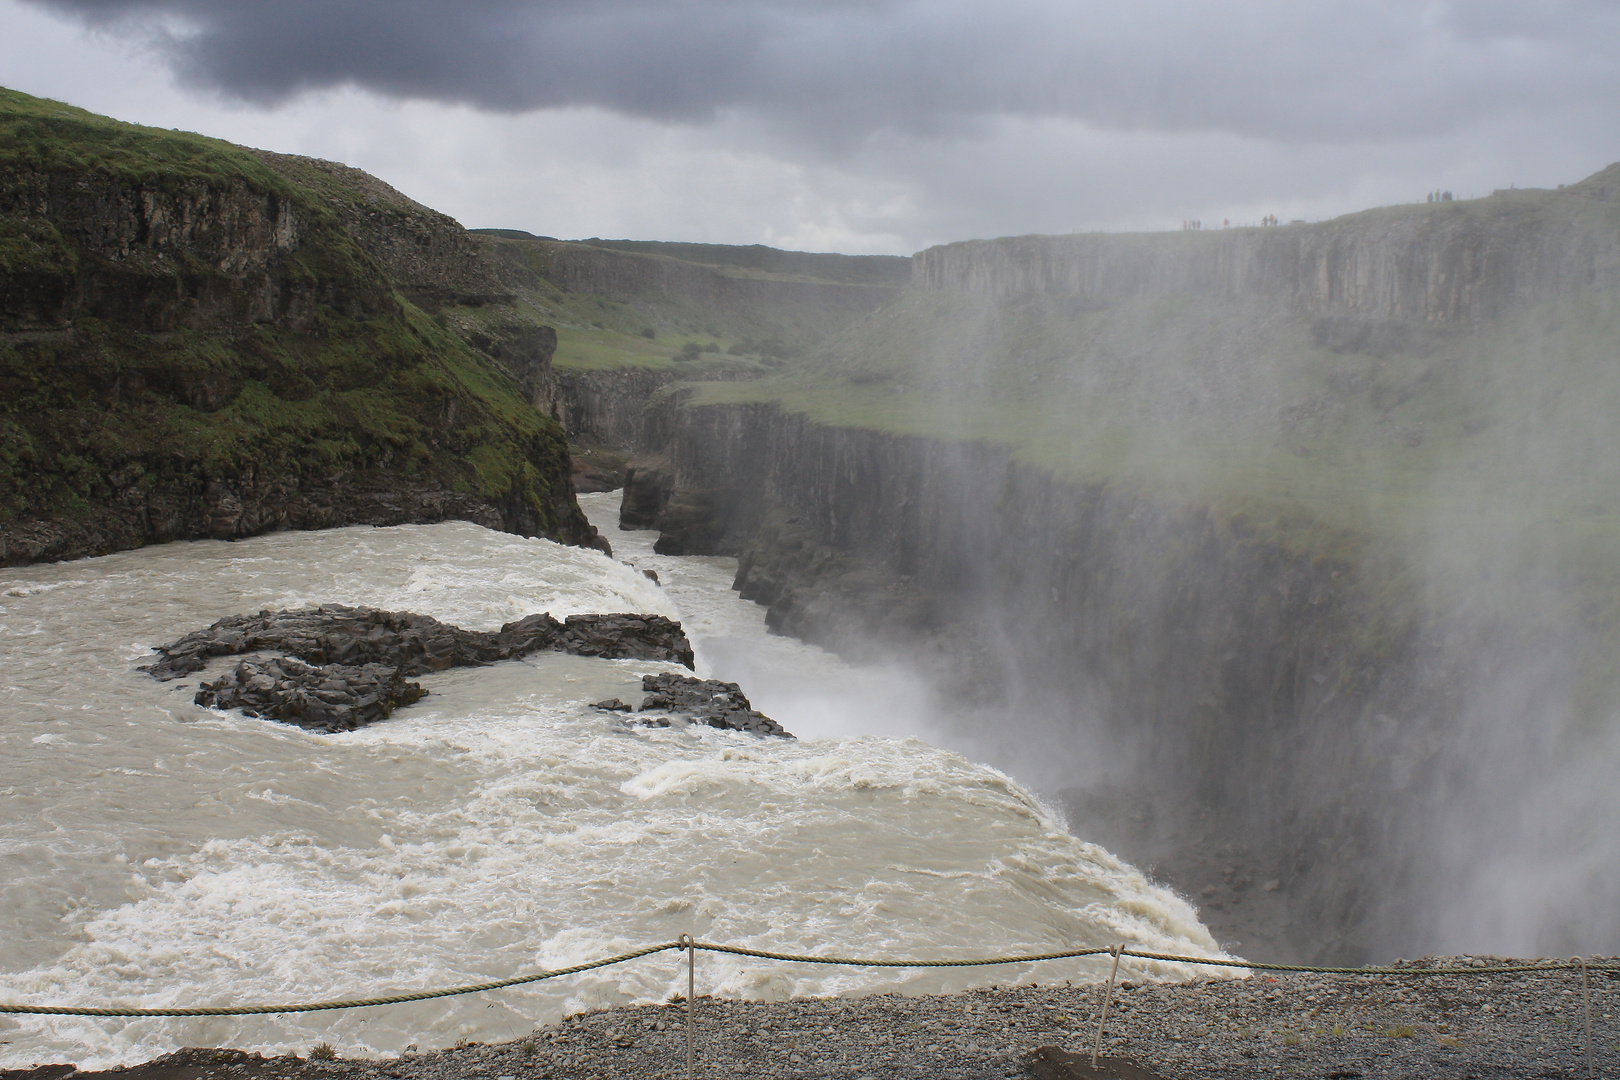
[[28, 0, 1620, 144]]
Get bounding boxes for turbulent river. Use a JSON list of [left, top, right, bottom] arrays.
[[0, 493, 1224, 1067]]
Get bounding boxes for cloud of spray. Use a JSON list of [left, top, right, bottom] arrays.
[[804, 185, 1620, 960], [1382, 298, 1620, 958]]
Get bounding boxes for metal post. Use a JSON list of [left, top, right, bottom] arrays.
[[1092, 944, 1125, 1069], [1578, 956, 1592, 1080], [680, 934, 696, 1080]]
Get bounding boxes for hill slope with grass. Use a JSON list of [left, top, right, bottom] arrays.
[[0, 87, 600, 563], [438, 227, 905, 486]]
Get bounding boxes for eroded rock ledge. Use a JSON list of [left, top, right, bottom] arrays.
[[143, 604, 696, 732]]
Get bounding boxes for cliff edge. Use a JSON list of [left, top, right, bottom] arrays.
[[0, 87, 602, 565]]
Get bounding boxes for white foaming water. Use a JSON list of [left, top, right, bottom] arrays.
[[0, 497, 1228, 1067]]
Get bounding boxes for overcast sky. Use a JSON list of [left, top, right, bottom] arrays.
[[3, 0, 1619, 254]]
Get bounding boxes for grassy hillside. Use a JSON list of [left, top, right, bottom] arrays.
[[563, 239, 910, 287], [439, 259, 786, 376], [450, 234, 900, 376], [0, 87, 590, 556]]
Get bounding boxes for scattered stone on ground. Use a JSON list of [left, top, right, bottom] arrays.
[[593, 672, 794, 738], [142, 604, 696, 733], [16, 956, 1614, 1080]]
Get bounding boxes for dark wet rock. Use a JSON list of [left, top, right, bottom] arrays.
[[145, 604, 695, 682], [618, 460, 673, 529], [554, 612, 693, 665], [651, 487, 739, 556], [143, 603, 696, 731], [591, 697, 633, 712], [635, 672, 793, 738], [196, 657, 426, 732]]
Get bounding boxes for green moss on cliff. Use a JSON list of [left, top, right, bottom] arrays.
[[0, 87, 586, 555], [0, 304, 571, 526], [562, 238, 910, 287]]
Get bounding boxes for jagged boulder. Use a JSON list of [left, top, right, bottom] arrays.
[[595, 672, 793, 738], [196, 657, 426, 732]]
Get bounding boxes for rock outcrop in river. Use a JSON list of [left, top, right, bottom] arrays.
[[593, 672, 794, 738], [145, 604, 697, 732]]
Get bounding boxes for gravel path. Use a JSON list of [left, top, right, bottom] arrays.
[[10, 956, 1614, 1080]]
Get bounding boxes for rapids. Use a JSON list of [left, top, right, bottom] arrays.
[[0, 493, 1226, 1067]]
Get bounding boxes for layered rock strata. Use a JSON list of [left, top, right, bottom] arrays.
[[614, 396, 1546, 962], [916, 165, 1620, 321]]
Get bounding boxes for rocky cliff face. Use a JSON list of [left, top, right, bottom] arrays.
[[524, 237, 910, 503], [251, 151, 525, 312], [1, 168, 355, 335], [619, 395, 1529, 961], [916, 174, 1620, 324], [0, 88, 601, 565], [542, 367, 684, 450]]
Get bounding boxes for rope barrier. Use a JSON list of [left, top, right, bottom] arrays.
[[1, 939, 1613, 1018], [3, 939, 1612, 1080], [688, 942, 1116, 968], [0, 943, 680, 1018]]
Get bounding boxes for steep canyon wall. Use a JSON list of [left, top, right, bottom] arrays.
[[615, 168, 1620, 962], [917, 176, 1620, 323], [634, 401, 1471, 960]]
